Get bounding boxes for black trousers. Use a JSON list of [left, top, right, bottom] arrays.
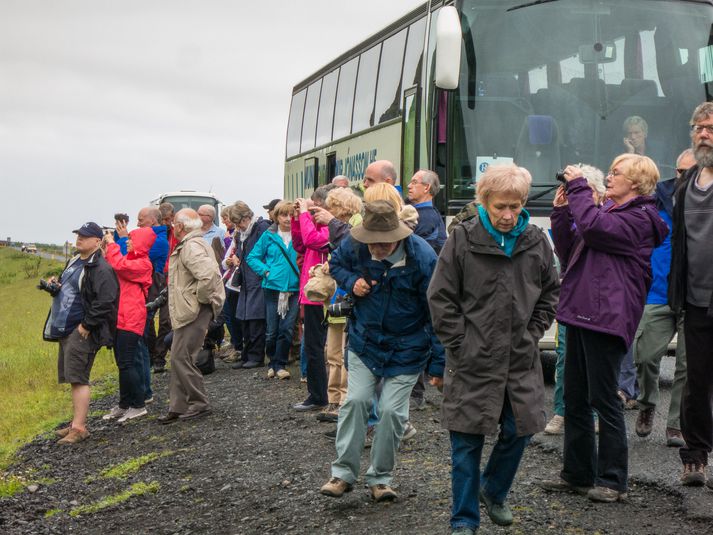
[[679, 305, 713, 465], [561, 325, 628, 492], [114, 330, 145, 409], [145, 301, 171, 368], [304, 304, 328, 406], [240, 319, 266, 365]]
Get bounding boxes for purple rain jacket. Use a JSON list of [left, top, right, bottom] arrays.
[[550, 176, 669, 348]]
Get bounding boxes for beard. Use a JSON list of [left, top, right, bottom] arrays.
[[694, 142, 713, 168]]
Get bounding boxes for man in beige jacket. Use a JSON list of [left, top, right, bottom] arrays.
[[159, 208, 225, 423]]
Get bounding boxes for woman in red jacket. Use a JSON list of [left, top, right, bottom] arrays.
[[103, 227, 156, 423]]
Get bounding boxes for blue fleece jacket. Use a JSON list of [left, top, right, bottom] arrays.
[[413, 201, 447, 254]]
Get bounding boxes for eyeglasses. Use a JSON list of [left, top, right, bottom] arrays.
[[607, 170, 624, 177], [691, 124, 713, 135], [676, 168, 690, 175]]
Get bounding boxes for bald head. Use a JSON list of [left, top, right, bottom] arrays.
[[363, 160, 397, 189], [331, 175, 350, 187], [137, 207, 161, 228]]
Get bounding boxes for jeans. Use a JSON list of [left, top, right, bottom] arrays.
[[331, 352, 419, 486], [617, 346, 639, 401], [264, 289, 299, 370], [299, 339, 307, 379], [114, 330, 145, 409], [553, 322, 567, 417], [679, 305, 713, 466], [135, 338, 153, 400], [223, 289, 242, 351], [562, 326, 628, 492], [450, 395, 531, 530], [303, 304, 328, 406]]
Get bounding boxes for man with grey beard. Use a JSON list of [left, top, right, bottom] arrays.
[[669, 102, 713, 488]]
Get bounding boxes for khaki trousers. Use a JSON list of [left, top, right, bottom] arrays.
[[169, 305, 211, 414], [325, 322, 348, 405]]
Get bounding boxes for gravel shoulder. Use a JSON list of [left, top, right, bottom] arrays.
[[1, 359, 711, 535]]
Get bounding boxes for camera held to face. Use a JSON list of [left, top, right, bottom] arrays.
[[37, 279, 61, 296], [327, 294, 354, 318]]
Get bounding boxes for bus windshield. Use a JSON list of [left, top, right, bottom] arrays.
[[448, 0, 713, 211]]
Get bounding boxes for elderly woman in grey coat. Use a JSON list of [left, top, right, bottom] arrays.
[[427, 164, 559, 535]]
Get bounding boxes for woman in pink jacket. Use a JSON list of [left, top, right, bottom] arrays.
[[291, 185, 333, 411], [103, 226, 156, 423]]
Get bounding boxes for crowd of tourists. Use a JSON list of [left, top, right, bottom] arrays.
[[43, 102, 713, 534]]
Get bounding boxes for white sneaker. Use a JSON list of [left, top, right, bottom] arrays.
[[544, 415, 564, 435], [402, 422, 417, 441], [102, 405, 126, 421], [117, 407, 148, 423], [276, 369, 291, 380]]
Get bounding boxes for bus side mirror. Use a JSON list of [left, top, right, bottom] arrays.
[[435, 6, 462, 90]]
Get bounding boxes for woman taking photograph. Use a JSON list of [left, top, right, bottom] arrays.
[[428, 164, 560, 534], [246, 201, 300, 380], [542, 154, 668, 503]]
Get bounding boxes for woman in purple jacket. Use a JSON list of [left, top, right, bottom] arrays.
[[542, 154, 668, 503]]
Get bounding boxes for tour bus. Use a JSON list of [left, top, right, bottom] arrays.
[[151, 191, 222, 225], [284, 0, 712, 348]]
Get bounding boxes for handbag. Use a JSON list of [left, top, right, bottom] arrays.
[[304, 263, 337, 303]]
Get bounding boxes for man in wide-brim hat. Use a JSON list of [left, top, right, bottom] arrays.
[[319, 200, 444, 503]]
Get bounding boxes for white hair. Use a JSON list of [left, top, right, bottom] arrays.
[[175, 211, 202, 231], [198, 204, 216, 217], [580, 164, 606, 196]]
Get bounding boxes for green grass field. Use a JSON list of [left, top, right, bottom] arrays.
[[0, 249, 117, 470]]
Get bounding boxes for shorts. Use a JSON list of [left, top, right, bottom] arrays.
[[58, 328, 99, 385]]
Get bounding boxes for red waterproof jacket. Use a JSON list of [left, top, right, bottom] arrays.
[[105, 227, 156, 335]]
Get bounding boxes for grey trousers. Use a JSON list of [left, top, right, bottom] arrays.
[[633, 304, 687, 429], [168, 305, 212, 414]]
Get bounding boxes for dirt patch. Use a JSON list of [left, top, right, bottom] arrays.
[[1, 360, 710, 534]]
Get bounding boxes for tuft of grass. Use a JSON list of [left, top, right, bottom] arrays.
[[0, 475, 25, 497], [68, 481, 160, 517], [0, 249, 117, 470], [86, 450, 174, 483], [44, 508, 62, 518]]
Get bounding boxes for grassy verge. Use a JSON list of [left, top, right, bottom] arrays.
[[0, 249, 117, 471], [68, 481, 160, 517]]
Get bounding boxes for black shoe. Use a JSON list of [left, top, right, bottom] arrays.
[[158, 412, 181, 425], [242, 361, 264, 369], [293, 400, 326, 412]]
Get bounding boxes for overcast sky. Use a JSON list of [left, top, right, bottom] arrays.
[[0, 0, 424, 244]]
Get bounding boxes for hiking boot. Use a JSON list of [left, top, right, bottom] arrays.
[[222, 350, 240, 363], [410, 396, 426, 411], [57, 428, 90, 445], [370, 484, 398, 502], [402, 422, 417, 442], [636, 406, 655, 437], [158, 412, 181, 425], [479, 490, 513, 526], [276, 369, 291, 380], [267, 368, 276, 379], [540, 477, 592, 495], [55, 426, 72, 438], [544, 415, 564, 435], [587, 486, 627, 503], [364, 426, 375, 448], [681, 463, 706, 486], [117, 407, 148, 423], [320, 477, 353, 497], [665, 428, 685, 448], [102, 405, 126, 421], [316, 403, 339, 423]]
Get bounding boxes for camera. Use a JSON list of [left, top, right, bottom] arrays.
[[37, 279, 61, 296], [114, 213, 129, 224], [327, 294, 354, 318], [555, 170, 567, 183], [146, 287, 168, 313]]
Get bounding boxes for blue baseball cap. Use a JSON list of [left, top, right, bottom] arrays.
[[72, 222, 104, 239]]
